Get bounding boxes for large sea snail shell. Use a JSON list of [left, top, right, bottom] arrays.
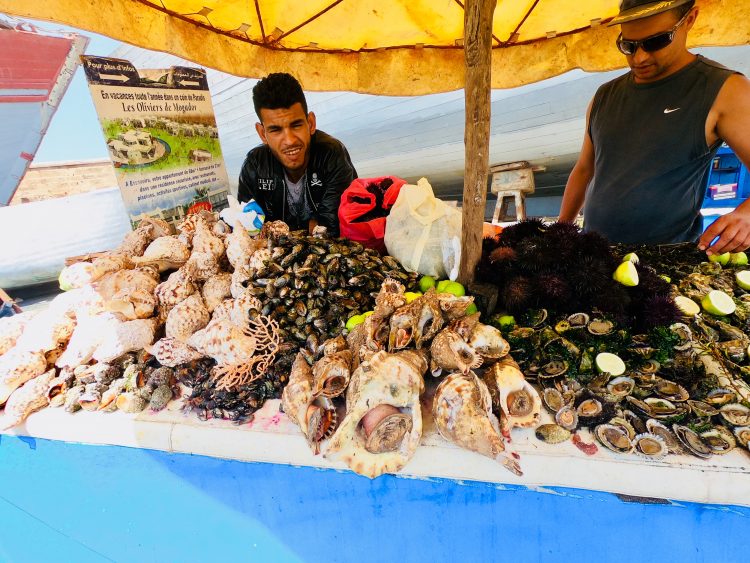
[[359, 404, 413, 454]]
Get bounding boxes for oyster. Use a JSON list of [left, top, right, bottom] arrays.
[[594, 424, 633, 454], [433, 370, 521, 475], [719, 403, 750, 426], [535, 424, 571, 444], [654, 379, 689, 402], [632, 433, 667, 459], [700, 427, 736, 455], [1, 369, 55, 429], [430, 327, 482, 375], [587, 319, 615, 336], [687, 400, 719, 418], [672, 424, 712, 459], [607, 376, 635, 398], [282, 353, 339, 454], [325, 350, 426, 478], [733, 426, 750, 449], [567, 313, 590, 327], [646, 419, 684, 454], [705, 388, 736, 406], [468, 323, 510, 360], [483, 358, 541, 434]]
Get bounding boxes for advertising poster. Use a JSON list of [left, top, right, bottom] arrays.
[[81, 56, 229, 228]]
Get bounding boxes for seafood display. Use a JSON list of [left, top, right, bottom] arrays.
[[3, 209, 750, 483], [282, 279, 534, 478]]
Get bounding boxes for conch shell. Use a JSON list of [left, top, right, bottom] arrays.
[[324, 350, 426, 479], [92, 318, 158, 363], [166, 293, 210, 342], [0, 349, 48, 405], [311, 349, 353, 398], [437, 293, 475, 320], [146, 337, 205, 367], [201, 273, 233, 313], [483, 357, 541, 435], [188, 318, 257, 365], [0, 312, 34, 356], [1, 369, 56, 429], [432, 371, 522, 476], [155, 267, 197, 319], [94, 268, 159, 320], [413, 289, 444, 348], [468, 323, 511, 360], [132, 236, 190, 272], [58, 254, 134, 290], [429, 327, 482, 375], [226, 224, 263, 269], [281, 353, 338, 454]]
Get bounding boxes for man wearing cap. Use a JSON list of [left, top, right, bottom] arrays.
[[559, 0, 750, 254]]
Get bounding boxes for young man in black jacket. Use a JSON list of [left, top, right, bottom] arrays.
[[238, 73, 357, 236]]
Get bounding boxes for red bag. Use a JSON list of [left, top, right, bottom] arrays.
[[338, 176, 406, 253]]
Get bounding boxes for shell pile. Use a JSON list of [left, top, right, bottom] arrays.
[[281, 279, 536, 478]]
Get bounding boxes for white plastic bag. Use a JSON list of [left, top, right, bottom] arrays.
[[384, 178, 462, 279], [219, 195, 265, 234]]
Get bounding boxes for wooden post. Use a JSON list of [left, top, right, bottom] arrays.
[[459, 0, 496, 285]]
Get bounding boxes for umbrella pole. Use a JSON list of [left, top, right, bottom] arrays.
[[459, 0, 497, 286]]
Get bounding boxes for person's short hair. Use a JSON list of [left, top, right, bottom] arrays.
[[674, 0, 695, 19], [252, 73, 308, 120]]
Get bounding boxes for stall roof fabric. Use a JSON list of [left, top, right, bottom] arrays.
[[1, 0, 747, 94]]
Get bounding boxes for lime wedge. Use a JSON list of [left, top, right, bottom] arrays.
[[674, 296, 700, 317], [613, 261, 639, 287], [736, 270, 750, 291], [708, 252, 730, 265], [595, 352, 626, 376], [730, 252, 749, 266], [701, 290, 736, 316], [622, 252, 639, 264]]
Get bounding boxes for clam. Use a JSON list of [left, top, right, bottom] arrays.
[[719, 403, 750, 426], [542, 388, 565, 413], [646, 419, 684, 454], [705, 388, 736, 406], [654, 379, 689, 402], [700, 427, 736, 455], [555, 405, 578, 431], [733, 426, 750, 449], [687, 400, 719, 418], [535, 424, 571, 444], [594, 424, 633, 454], [632, 433, 667, 460], [587, 319, 615, 336], [539, 358, 569, 378], [567, 313, 590, 327], [607, 376, 635, 398], [672, 424, 712, 459]]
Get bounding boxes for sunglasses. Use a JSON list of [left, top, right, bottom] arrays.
[[616, 11, 690, 55]]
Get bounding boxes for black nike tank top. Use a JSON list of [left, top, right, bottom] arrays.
[[583, 56, 737, 244]]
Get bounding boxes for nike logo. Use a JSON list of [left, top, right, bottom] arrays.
[[664, 107, 681, 114]]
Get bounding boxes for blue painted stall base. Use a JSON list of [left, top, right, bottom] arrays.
[[1, 436, 749, 563]]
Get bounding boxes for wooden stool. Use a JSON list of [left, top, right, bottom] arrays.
[[489, 161, 538, 224]]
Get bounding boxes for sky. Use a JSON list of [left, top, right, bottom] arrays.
[[8, 16, 123, 163]]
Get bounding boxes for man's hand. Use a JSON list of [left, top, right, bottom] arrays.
[[699, 207, 750, 255]]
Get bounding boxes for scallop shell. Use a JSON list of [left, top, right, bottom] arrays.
[[646, 419, 684, 454], [433, 370, 521, 476], [720, 403, 750, 426], [594, 424, 633, 454], [733, 426, 750, 449], [700, 427, 736, 455], [672, 424, 712, 459], [324, 351, 425, 478]]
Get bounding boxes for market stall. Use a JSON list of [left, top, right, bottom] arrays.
[[1, 1, 750, 560]]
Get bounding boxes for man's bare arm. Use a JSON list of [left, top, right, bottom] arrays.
[[559, 101, 595, 222], [698, 74, 750, 254]]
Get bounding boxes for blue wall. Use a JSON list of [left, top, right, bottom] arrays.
[[1, 435, 748, 562]]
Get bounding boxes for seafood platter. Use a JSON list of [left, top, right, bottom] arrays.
[[1, 214, 750, 484]]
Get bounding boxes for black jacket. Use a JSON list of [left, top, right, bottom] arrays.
[[237, 130, 357, 236]]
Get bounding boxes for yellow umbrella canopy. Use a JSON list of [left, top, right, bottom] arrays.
[[1, 0, 747, 95]]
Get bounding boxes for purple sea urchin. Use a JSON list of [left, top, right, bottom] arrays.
[[502, 276, 533, 312]]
